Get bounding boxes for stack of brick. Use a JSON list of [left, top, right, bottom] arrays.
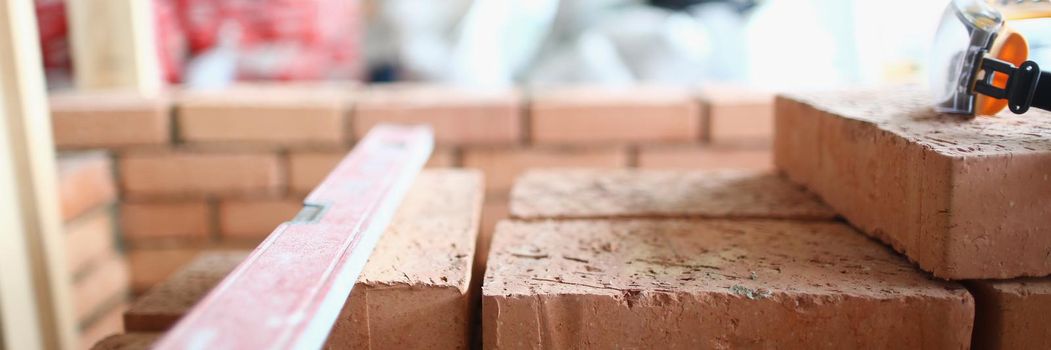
[[92, 169, 483, 349], [57, 151, 128, 349], [774, 87, 1051, 348], [49, 83, 775, 295], [480, 168, 974, 347]]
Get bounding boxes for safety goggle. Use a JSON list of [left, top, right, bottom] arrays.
[[930, 0, 1050, 116]]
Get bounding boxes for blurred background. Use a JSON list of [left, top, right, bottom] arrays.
[[36, 0, 1051, 91]]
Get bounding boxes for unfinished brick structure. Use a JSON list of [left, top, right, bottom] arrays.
[[72, 84, 1051, 348], [118, 170, 483, 348], [774, 88, 1051, 280], [49, 83, 772, 302], [484, 169, 974, 348]]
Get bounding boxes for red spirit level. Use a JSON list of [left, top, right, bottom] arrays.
[[153, 124, 433, 349]]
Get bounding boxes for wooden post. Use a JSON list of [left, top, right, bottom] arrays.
[[0, 0, 78, 349], [66, 0, 163, 95]]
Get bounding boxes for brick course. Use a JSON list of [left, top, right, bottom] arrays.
[[120, 201, 212, 243], [353, 84, 522, 146], [510, 169, 834, 221], [483, 219, 974, 349], [637, 145, 771, 171], [119, 151, 283, 198], [463, 146, 628, 196], [50, 92, 170, 149], [700, 86, 774, 145], [177, 86, 348, 145], [530, 86, 701, 145], [57, 151, 117, 221], [218, 199, 301, 239]]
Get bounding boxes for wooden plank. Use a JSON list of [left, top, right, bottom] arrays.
[[153, 125, 433, 349], [0, 0, 78, 348], [65, 0, 162, 94]]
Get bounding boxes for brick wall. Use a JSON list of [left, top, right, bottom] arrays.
[[50, 82, 773, 305], [56, 151, 128, 349]]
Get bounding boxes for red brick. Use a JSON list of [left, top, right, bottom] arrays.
[[474, 196, 509, 298], [124, 252, 249, 332], [177, 85, 347, 145], [73, 255, 129, 324], [127, 248, 202, 295], [79, 303, 126, 350], [90, 333, 157, 350], [969, 278, 1051, 349], [774, 88, 1051, 279], [510, 169, 834, 221], [483, 219, 974, 349], [49, 91, 171, 149], [637, 145, 772, 171], [119, 151, 282, 198], [65, 209, 118, 277], [530, 86, 701, 144], [58, 151, 117, 221], [354, 84, 522, 146], [462, 146, 628, 196], [120, 170, 484, 348], [218, 199, 301, 239], [287, 148, 455, 194], [120, 201, 211, 242], [700, 85, 774, 145]]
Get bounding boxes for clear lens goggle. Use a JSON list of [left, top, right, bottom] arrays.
[[930, 0, 1051, 116]]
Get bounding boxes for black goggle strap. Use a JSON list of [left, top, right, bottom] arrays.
[[975, 57, 1051, 114]]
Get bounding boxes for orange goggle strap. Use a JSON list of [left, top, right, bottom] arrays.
[[975, 58, 1051, 114]]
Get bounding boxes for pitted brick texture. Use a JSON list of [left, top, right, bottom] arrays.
[[510, 169, 835, 221], [774, 88, 1051, 279], [483, 219, 974, 349]]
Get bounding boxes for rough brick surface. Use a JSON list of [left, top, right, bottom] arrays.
[[65, 209, 117, 277], [637, 145, 772, 171], [327, 169, 483, 348], [177, 85, 347, 145], [58, 151, 117, 221], [510, 169, 835, 221], [50, 92, 170, 149], [483, 219, 974, 349], [354, 84, 522, 146], [218, 199, 300, 239], [120, 201, 211, 243], [127, 248, 202, 294], [969, 278, 1051, 349], [74, 255, 129, 324], [288, 148, 455, 194], [124, 252, 249, 332], [774, 88, 1051, 279], [462, 146, 628, 196], [90, 333, 158, 350], [120, 170, 483, 348], [700, 86, 774, 145], [530, 86, 701, 144], [119, 151, 282, 198]]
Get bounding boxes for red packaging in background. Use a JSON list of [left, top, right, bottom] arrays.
[[34, 0, 361, 86]]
